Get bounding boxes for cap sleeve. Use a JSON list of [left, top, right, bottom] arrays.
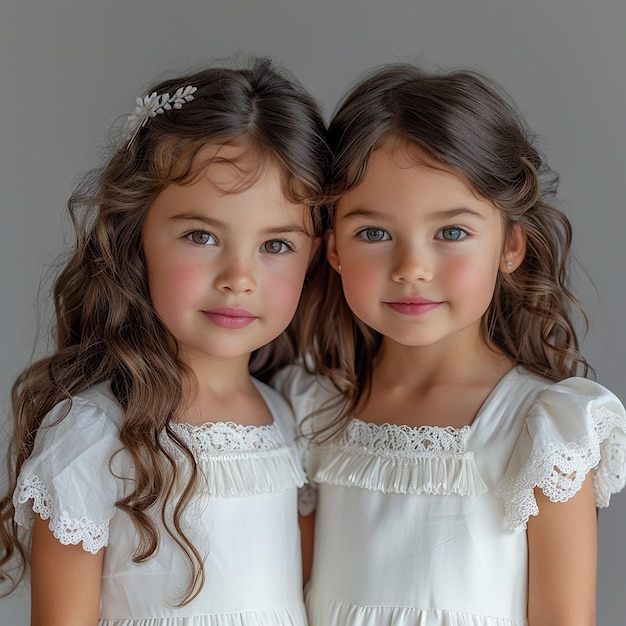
[[272, 363, 344, 515], [13, 386, 126, 553], [497, 377, 626, 533]]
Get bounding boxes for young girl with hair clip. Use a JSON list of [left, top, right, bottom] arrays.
[[275, 64, 626, 625], [0, 57, 328, 625]]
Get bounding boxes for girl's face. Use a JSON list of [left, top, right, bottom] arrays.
[[328, 145, 522, 353], [142, 145, 318, 372]]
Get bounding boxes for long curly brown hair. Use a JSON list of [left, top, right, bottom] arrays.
[[0, 57, 329, 603], [295, 63, 591, 438]]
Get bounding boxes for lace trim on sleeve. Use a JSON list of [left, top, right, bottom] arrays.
[[14, 475, 109, 554], [497, 406, 626, 533]]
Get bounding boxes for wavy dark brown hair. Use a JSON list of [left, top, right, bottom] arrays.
[[0, 57, 329, 603], [295, 63, 591, 437]]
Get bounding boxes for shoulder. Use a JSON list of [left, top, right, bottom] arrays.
[[486, 367, 553, 413], [270, 361, 344, 429], [271, 360, 336, 399], [520, 375, 626, 461], [24, 383, 125, 468], [497, 374, 626, 531], [252, 377, 291, 414], [485, 368, 622, 425], [252, 377, 297, 440], [14, 383, 127, 552], [527, 375, 624, 424], [39, 382, 124, 434], [23, 381, 125, 469]]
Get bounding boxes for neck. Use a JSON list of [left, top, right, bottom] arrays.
[[177, 351, 259, 422], [182, 350, 253, 390], [374, 333, 511, 389]]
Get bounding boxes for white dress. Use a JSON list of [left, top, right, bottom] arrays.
[[273, 365, 626, 626], [14, 379, 307, 626]]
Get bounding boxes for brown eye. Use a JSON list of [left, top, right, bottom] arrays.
[[262, 240, 291, 254], [187, 231, 215, 245]]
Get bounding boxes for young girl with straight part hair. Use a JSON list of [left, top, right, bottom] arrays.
[[275, 64, 626, 625], [0, 57, 328, 625]]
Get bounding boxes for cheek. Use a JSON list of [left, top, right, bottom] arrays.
[[264, 266, 308, 310], [445, 256, 499, 296], [341, 257, 383, 292], [338, 261, 382, 320], [148, 259, 203, 308]]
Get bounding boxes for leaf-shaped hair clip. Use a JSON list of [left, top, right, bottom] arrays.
[[125, 85, 197, 148]]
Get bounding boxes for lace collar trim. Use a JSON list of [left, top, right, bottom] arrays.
[[167, 421, 285, 454], [339, 418, 471, 456]]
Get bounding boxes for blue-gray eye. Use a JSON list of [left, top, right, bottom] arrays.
[[359, 228, 389, 242], [438, 227, 467, 241]]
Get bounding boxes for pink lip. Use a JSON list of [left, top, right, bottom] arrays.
[[384, 297, 442, 316], [202, 307, 258, 329]]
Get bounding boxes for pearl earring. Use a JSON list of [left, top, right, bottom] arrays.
[[338, 264, 342, 272], [505, 260, 513, 269]]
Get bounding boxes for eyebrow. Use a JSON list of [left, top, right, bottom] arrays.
[[170, 213, 311, 236], [340, 207, 487, 222]]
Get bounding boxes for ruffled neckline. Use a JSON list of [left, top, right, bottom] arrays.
[[315, 419, 487, 497], [310, 369, 529, 498], [160, 421, 305, 497]]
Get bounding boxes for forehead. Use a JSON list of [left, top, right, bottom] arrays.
[[373, 136, 463, 179], [188, 143, 277, 192], [146, 145, 313, 233], [346, 143, 477, 198], [337, 143, 502, 227]]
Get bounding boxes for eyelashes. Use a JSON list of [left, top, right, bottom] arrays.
[[355, 226, 470, 243], [186, 230, 217, 245], [356, 228, 391, 242], [261, 240, 295, 254], [185, 230, 296, 254], [436, 227, 469, 241]]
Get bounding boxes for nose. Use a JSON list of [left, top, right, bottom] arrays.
[[391, 244, 433, 283], [214, 254, 256, 295]]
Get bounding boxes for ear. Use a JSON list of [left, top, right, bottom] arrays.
[[326, 230, 342, 273], [500, 223, 527, 273]]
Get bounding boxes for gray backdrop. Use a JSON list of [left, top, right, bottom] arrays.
[[1, 0, 624, 623]]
